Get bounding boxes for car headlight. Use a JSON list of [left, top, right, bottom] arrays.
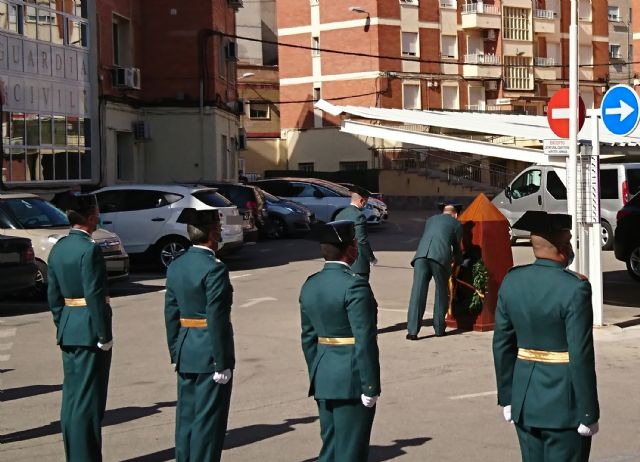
[[48, 234, 63, 244], [284, 206, 297, 213]]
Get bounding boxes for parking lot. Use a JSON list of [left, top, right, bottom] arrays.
[[2, 211, 640, 461]]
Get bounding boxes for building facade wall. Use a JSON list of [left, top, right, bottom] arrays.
[[1, 0, 98, 187]]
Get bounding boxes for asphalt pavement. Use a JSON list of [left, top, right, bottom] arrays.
[[1, 211, 639, 461]]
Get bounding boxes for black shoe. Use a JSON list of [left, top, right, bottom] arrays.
[[435, 332, 447, 337], [406, 334, 418, 341]]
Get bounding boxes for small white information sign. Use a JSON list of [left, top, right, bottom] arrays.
[[543, 139, 571, 156]]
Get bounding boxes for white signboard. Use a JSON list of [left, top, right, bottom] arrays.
[[543, 139, 571, 156]]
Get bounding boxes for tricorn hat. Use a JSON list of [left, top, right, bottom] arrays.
[[176, 208, 220, 226], [437, 202, 463, 214], [314, 220, 356, 246], [512, 210, 571, 235], [65, 193, 98, 214], [347, 184, 371, 199]]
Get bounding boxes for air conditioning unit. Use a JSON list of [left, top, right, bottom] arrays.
[[132, 121, 151, 141], [483, 30, 497, 41], [113, 67, 141, 90], [225, 42, 238, 61], [237, 127, 247, 151], [226, 99, 245, 115], [485, 80, 498, 91]]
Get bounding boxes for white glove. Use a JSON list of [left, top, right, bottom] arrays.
[[503, 405, 514, 423], [97, 340, 113, 351], [213, 369, 232, 384], [371, 258, 378, 266], [577, 422, 599, 436], [361, 394, 378, 408], [171, 363, 177, 371]]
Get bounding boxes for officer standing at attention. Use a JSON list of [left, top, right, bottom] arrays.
[[164, 208, 235, 462], [335, 185, 377, 280], [300, 220, 381, 462], [47, 193, 112, 462], [493, 211, 599, 462], [406, 203, 463, 339]]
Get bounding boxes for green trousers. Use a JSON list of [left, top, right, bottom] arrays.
[[60, 346, 111, 462], [515, 422, 592, 462], [176, 372, 233, 462], [407, 258, 448, 336], [316, 399, 376, 462]]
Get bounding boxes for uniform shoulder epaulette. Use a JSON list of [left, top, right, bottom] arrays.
[[563, 269, 589, 281], [506, 264, 532, 273]]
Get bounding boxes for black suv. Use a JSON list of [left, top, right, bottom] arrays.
[[195, 182, 267, 242], [614, 192, 640, 281]]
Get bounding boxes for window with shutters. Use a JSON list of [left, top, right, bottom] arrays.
[[402, 84, 421, 110], [504, 56, 533, 90], [401, 32, 418, 57], [503, 7, 530, 41], [442, 85, 458, 110], [441, 35, 457, 58]]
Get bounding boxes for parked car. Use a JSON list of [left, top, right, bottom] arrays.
[[188, 182, 267, 243], [338, 182, 389, 222], [492, 163, 640, 249], [94, 185, 244, 268], [0, 235, 37, 296], [0, 193, 129, 296], [251, 178, 382, 224], [614, 192, 640, 281], [262, 190, 314, 238]]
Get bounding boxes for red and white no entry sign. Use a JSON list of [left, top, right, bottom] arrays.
[[546, 88, 586, 139]]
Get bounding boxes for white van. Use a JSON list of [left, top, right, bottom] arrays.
[[492, 163, 640, 249]]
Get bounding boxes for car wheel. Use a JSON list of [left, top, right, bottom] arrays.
[[268, 217, 287, 239], [626, 245, 640, 282], [600, 221, 614, 251], [156, 237, 190, 269], [23, 260, 48, 300]]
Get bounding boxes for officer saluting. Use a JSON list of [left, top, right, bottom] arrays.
[[493, 211, 599, 462], [47, 193, 112, 462], [406, 203, 463, 339], [334, 185, 377, 280], [164, 208, 235, 462], [300, 220, 381, 462]]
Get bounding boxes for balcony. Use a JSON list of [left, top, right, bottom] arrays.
[[533, 9, 557, 34], [534, 57, 560, 80], [463, 53, 502, 79], [461, 3, 502, 30]]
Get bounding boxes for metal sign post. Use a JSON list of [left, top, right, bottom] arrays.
[[586, 110, 604, 326], [568, 0, 579, 271]]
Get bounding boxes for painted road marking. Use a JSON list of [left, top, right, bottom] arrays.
[[449, 391, 496, 400], [0, 328, 17, 339], [231, 273, 252, 280], [239, 297, 277, 308], [0, 343, 14, 351]]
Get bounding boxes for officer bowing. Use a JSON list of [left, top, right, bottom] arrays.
[[300, 220, 381, 462], [164, 208, 235, 462], [493, 211, 600, 462], [406, 203, 463, 339], [47, 193, 112, 462]]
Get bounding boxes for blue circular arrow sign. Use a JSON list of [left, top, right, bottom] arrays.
[[601, 84, 640, 136]]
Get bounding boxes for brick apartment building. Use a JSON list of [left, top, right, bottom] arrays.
[[97, 0, 243, 184], [276, 0, 637, 172], [1, 0, 244, 188]]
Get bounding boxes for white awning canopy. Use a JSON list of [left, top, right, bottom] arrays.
[[314, 100, 640, 163]]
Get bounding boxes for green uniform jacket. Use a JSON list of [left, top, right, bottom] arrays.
[[335, 205, 376, 275], [300, 263, 381, 400], [47, 229, 112, 346], [412, 214, 462, 267], [493, 259, 600, 429], [165, 247, 235, 374]]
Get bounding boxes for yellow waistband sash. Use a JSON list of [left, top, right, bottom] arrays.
[[180, 318, 208, 328], [64, 297, 110, 307], [318, 337, 355, 345], [518, 348, 569, 364]]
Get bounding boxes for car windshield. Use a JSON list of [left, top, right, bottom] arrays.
[[1, 198, 69, 229], [262, 191, 281, 203], [192, 190, 233, 207]]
